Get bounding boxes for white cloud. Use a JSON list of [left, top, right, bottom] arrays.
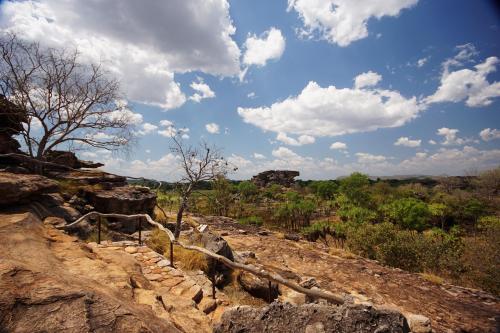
[[158, 127, 177, 138], [428, 139, 437, 145], [356, 152, 387, 164], [276, 132, 315, 146], [437, 127, 471, 146], [0, 0, 240, 110], [205, 123, 220, 134], [243, 27, 285, 67], [417, 56, 429, 67], [394, 136, 421, 147], [354, 71, 382, 89], [238, 80, 420, 137], [157, 120, 189, 139], [189, 77, 215, 103], [253, 153, 266, 160], [247, 92, 256, 99], [479, 128, 500, 141], [287, 0, 419, 46], [159, 120, 174, 127], [425, 48, 500, 107], [330, 142, 347, 150], [272, 146, 301, 159], [135, 122, 158, 136]]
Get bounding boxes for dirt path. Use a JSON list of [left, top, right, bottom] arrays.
[[200, 217, 499, 333]]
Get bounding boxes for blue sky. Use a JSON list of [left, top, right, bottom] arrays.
[[1, 0, 499, 180]]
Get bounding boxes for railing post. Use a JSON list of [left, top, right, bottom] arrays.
[[138, 217, 142, 245], [268, 280, 272, 303], [169, 241, 174, 267], [97, 215, 101, 244]]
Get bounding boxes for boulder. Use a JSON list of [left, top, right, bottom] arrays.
[[45, 150, 104, 169], [214, 302, 410, 333], [237, 271, 279, 301], [251, 170, 300, 188], [406, 314, 432, 333], [84, 185, 157, 216], [0, 172, 58, 205], [200, 232, 234, 287], [0, 95, 26, 155], [284, 233, 301, 242]]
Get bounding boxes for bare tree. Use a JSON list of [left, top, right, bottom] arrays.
[[170, 133, 233, 239], [0, 34, 135, 159]]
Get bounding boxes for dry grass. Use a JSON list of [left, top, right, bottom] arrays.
[[420, 273, 445, 285], [172, 244, 208, 272], [146, 228, 171, 254], [328, 247, 358, 259]]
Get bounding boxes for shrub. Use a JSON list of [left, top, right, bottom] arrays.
[[237, 181, 259, 200], [238, 216, 263, 226], [339, 172, 371, 206], [382, 198, 430, 231], [173, 245, 208, 272], [145, 228, 171, 254], [337, 205, 377, 224]]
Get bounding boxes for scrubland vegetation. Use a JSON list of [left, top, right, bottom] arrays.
[[151, 167, 500, 295]]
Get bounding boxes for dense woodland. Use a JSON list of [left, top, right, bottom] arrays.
[[145, 168, 500, 296]]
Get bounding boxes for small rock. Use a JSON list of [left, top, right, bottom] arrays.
[[220, 231, 229, 236], [199, 298, 217, 314], [124, 246, 138, 254], [299, 277, 318, 289], [197, 224, 208, 233], [238, 229, 248, 235], [145, 273, 163, 281], [157, 259, 171, 267], [284, 233, 300, 241], [257, 230, 269, 236], [407, 314, 432, 333]]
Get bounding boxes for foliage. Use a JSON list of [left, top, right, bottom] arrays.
[[238, 216, 263, 226], [209, 176, 235, 216], [382, 198, 430, 231], [339, 172, 371, 206], [237, 181, 259, 201], [308, 180, 338, 200]]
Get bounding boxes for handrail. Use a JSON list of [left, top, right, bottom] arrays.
[[59, 211, 345, 305]]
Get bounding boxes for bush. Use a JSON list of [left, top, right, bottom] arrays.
[[337, 205, 377, 224], [145, 228, 171, 254], [237, 181, 259, 200], [382, 198, 430, 231], [238, 216, 263, 226]]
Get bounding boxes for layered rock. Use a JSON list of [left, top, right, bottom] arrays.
[[251, 170, 299, 187], [200, 232, 234, 287], [214, 302, 409, 333], [45, 150, 104, 169], [84, 185, 157, 216], [0, 172, 58, 205]]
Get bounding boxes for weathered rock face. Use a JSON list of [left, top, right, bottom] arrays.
[[200, 232, 234, 287], [251, 170, 299, 187], [49, 170, 127, 186], [0, 172, 58, 205], [0, 212, 181, 333], [45, 150, 104, 169], [84, 185, 157, 216], [238, 271, 279, 302], [214, 302, 410, 333]]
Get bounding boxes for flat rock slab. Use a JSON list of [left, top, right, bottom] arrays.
[[0, 172, 58, 205]]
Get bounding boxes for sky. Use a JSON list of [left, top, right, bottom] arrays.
[[0, 0, 499, 180]]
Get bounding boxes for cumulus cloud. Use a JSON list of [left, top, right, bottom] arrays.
[[0, 0, 240, 110], [276, 132, 315, 146], [238, 79, 420, 137], [253, 153, 266, 160], [417, 56, 429, 67], [158, 120, 189, 139], [354, 71, 382, 89], [189, 77, 215, 103], [394, 136, 421, 147], [479, 128, 500, 141], [205, 123, 220, 134], [356, 152, 387, 164], [330, 142, 347, 150], [243, 27, 285, 67], [287, 0, 419, 46], [425, 45, 500, 107], [436, 127, 471, 146]]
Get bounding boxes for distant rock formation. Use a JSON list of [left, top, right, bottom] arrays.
[[251, 170, 299, 187]]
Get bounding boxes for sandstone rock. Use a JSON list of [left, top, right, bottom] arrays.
[[280, 289, 306, 305], [406, 314, 432, 333], [84, 185, 156, 216], [49, 170, 127, 186], [238, 271, 279, 301], [200, 232, 234, 287], [214, 302, 410, 333], [251, 170, 300, 188], [199, 298, 217, 314], [45, 150, 104, 169], [43, 216, 67, 228], [157, 259, 171, 267], [125, 246, 138, 254], [0, 212, 181, 333], [0, 172, 58, 205]]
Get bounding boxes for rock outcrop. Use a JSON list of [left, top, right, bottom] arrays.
[[0, 212, 181, 333], [0, 172, 58, 205], [214, 302, 409, 333], [251, 170, 299, 187], [84, 185, 157, 216], [200, 232, 234, 287], [45, 150, 104, 169]]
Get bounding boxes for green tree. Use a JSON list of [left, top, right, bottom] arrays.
[[309, 180, 338, 200], [339, 172, 371, 206], [383, 198, 430, 231], [237, 181, 258, 201], [429, 202, 450, 230]]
